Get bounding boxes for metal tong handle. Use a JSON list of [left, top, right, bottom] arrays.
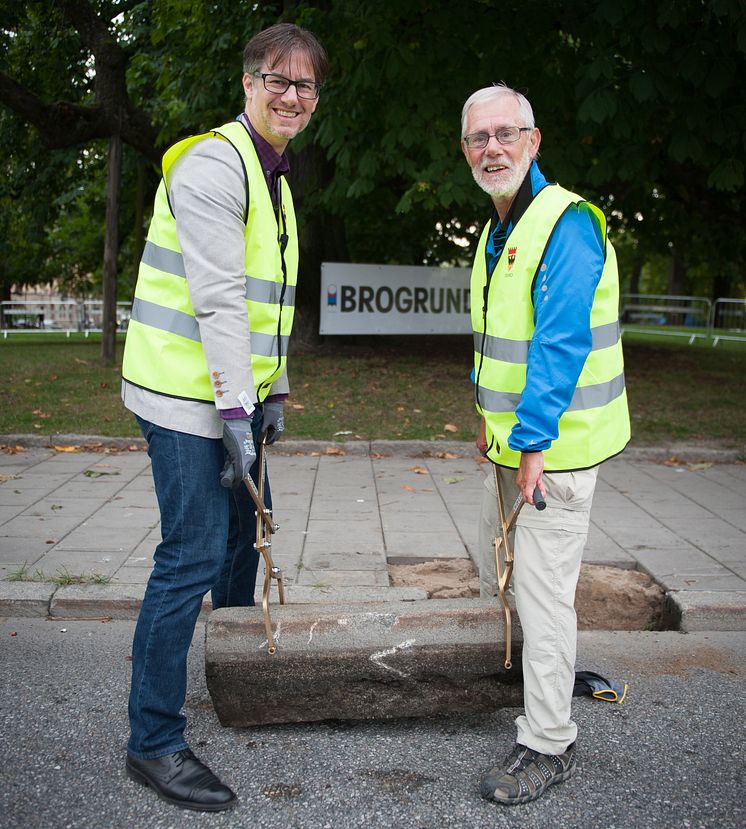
[[242, 432, 285, 654], [493, 469, 544, 668]]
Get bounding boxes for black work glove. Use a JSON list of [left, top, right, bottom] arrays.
[[262, 402, 285, 445], [220, 418, 257, 489]]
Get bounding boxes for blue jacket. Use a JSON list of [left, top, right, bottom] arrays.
[[482, 161, 606, 453]]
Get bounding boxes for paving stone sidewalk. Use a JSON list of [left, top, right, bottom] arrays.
[[0, 438, 744, 630]]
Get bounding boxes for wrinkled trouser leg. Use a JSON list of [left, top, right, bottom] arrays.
[[477, 464, 598, 755]]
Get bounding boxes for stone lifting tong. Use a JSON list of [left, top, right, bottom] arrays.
[[492, 464, 546, 669], [242, 433, 285, 654]]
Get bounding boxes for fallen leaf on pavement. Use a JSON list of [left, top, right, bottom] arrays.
[[324, 446, 346, 456], [0, 474, 19, 482], [409, 466, 428, 475], [1, 445, 26, 454], [51, 445, 80, 453], [401, 484, 417, 492], [443, 476, 464, 484]]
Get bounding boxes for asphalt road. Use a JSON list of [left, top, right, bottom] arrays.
[[1, 618, 744, 829]]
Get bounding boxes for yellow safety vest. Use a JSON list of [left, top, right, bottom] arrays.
[[471, 184, 630, 470], [122, 120, 298, 403]]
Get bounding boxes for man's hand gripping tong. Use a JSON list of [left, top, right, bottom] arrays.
[[242, 433, 285, 654], [492, 464, 545, 669]]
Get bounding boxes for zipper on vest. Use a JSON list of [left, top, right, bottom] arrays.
[[259, 194, 289, 403], [474, 233, 494, 413]]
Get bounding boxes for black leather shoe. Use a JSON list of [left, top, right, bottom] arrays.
[[126, 749, 237, 812]]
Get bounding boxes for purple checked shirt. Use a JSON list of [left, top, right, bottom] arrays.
[[239, 113, 290, 207]]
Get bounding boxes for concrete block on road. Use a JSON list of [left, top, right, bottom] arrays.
[[285, 585, 428, 603], [205, 598, 522, 726]]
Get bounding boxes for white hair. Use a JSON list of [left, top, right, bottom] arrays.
[[461, 83, 535, 137]]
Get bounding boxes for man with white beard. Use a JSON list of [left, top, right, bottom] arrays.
[[461, 84, 630, 806]]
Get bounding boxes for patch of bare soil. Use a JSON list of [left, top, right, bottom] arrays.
[[388, 560, 666, 631], [388, 559, 480, 600], [575, 564, 665, 630]]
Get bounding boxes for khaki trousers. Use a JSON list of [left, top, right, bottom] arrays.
[[477, 464, 599, 755]]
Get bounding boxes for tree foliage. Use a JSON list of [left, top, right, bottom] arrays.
[[1, 0, 744, 321]]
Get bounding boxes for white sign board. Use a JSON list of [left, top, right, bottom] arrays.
[[319, 262, 472, 335]]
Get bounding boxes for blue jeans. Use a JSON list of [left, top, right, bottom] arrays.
[[212, 407, 271, 609], [128, 411, 270, 758]]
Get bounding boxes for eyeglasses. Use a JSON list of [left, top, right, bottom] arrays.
[[463, 127, 532, 149], [253, 72, 321, 100]]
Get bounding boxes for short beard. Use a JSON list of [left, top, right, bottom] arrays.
[[472, 152, 532, 199]]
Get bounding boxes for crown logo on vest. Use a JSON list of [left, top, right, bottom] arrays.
[[507, 247, 517, 271]]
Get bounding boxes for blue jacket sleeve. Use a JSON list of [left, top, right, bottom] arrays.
[[507, 203, 605, 453]]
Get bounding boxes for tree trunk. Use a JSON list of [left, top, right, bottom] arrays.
[[101, 134, 122, 365], [132, 157, 146, 299], [667, 247, 688, 326], [668, 248, 687, 296], [289, 142, 348, 348], [629, 255, 643, 296]]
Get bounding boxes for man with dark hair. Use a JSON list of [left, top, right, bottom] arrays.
[[462, 84, 630, 805], [121, 23, 328, 811]]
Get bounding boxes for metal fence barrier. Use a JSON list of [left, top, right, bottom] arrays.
[[621, 294, 745, 346], [1, 300, 131, 337], [620, 294, 712, 344], [710, 298, 746, 346], [3, 294, 745, 346]]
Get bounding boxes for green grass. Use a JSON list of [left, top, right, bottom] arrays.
[[1, 333, 744, 448], [7, 562, 112, 586], [621, 338, 745, 447]]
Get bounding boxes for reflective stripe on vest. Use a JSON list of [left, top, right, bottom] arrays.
[[140, 241, 297, 308], [475, 319, 620, 364], [471, 184, 630, 470], [476, 371, 626, 413], [122, 120, 298, 403], [129, 297, 290, 357]]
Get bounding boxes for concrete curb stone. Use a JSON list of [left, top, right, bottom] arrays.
[[0, 581, 56, 617], [206, 598, 524, 726], [667, 590, 746, 633], [2, 433, 743, 462], [2, 582, 431, 622]]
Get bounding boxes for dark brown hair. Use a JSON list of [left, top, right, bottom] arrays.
[[243, 23, 328, 84]]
